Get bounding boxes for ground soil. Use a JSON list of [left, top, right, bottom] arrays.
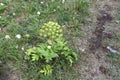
[[73, 0, 120, 80]]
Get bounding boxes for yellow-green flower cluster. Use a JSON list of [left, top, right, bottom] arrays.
[[39, 21, 63, 40]]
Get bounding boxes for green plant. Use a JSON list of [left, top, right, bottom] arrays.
[[25, 37, 77, 64], [53, 38, 78, 64], [39, 65, 53, 75], [25, 38, 78, 77], [0, 16, 8, 27], [74, 0, 89, 16], [25, 43, 58, 63], [25, 25, 78, 75], [0, 3, 6, 14]]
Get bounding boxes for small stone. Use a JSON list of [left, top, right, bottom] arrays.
[[107, 46, 119, 54]]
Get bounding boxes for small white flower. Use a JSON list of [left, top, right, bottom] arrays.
[[37, 11, 40, 15], [5, 35, 10, 39], [16, 34, 21, 39], [25, 34, 30, 37], [41, 1, 44, 4], [47, 45, 51, 49], [0, 16, 1, 18], [0, 3, 4, 6], [21, 47, 24, 51], [13, 13, 16, 16], [62, 0, 65, 3]]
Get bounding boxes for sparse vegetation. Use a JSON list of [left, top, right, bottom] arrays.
[[0, 0, 89, 80], [0, 0, 120, 80]]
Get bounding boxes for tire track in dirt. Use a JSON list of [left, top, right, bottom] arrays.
[[89, 10, 113, 52]]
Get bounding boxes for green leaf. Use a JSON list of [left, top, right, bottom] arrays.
[[25, 47, 37, 56], [39, 65, 53, 75], [44, 51, 58, 63], [31, 54, 39, 61]]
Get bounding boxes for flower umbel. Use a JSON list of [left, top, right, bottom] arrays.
[[39, 21, 63, 40]]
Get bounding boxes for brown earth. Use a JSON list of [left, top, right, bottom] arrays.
[[73, 0, 120, 80]]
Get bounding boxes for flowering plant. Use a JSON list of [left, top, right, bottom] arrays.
[[39, 21, 63, 40], [25, 21, 78, 75]]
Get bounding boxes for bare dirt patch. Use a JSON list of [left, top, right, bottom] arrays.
[[73, 0, 120, 80]]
